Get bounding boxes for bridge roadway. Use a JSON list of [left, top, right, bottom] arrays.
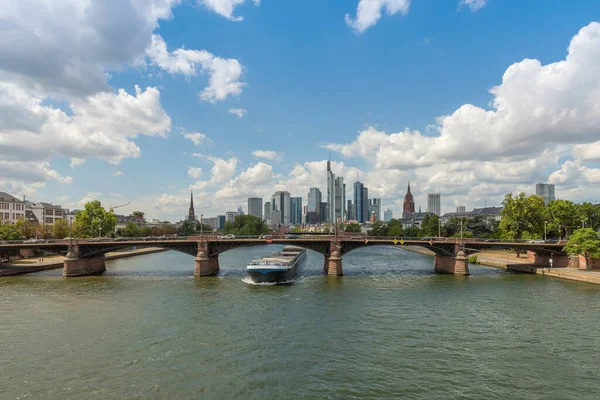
[[0, 236, 568, 277]]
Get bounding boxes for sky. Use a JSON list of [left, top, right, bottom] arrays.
[[1, 0, 600, 222]]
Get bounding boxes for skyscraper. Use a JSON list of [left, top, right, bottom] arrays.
[[334, 176, 345, 222], [264, 202, 271, 223], [427, 193, 441, 216], [187, 191, 196, 221], [247, 197, 262, 219], [271, 191, 291, 225], [319, 202, 328, 224], [353, 181, 369, 223], [403, 182, 415, 218], [347, 200, 355, 221], [327, 160, 335, 224], [369, 198, 381, 221], [383, 209, 393, 222], [535, 183, 556, 205], [307, 187, 322, 221], [290, 197, 302, 225]]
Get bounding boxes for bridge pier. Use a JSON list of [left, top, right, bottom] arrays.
[[526, 251, 569, 268], [194, 242, 219, 277], [434, 251, 469, 275], [63, 256, 106, 277], [324, 250, 343, 276]]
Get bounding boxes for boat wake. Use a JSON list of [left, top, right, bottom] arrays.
[[241, 276, 302, 286]]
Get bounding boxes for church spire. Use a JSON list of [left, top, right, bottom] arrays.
[[407, 180, 411, 193], [188, 191, 196, 221]]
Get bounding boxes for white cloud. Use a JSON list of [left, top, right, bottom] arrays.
[[146, 34, 246, 102], [188, 167, 203, 179], [198, 0, 260, 21], [252, 150, 282, 161], [459, 0, 487, 12], [549, 160, 600, 187], [0, 161, 72, 185], [573, 141, 600, 162], [0, 84, 171, 165], [113, 171, 124, 177], [0, 0, 181, 98], [327, 22, 600, 169], [229, 108, 248, 118], [183, 132, 211, 146], [345, 0, 411, 34]]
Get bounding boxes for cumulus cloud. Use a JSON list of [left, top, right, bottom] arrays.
[[327, 22, 600, 168], [113, 171, 124, 177], [0, 84, 171, 165], [198, 0, 261, 21], [229, 108, 248, 118], [183, 132, 211, 146], [252, 150, 282, 161], [0, 161, 73, 185], [146, 34, 246, 102], [459, 0, 487, 12], [573, 141, 600, 162], [549, 160, 600, 187], [188, 167, 203, 179], [345, 0, 411, 34]]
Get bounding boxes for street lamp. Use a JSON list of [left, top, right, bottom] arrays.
[[99, 226, 102, 238], [200, 214, 203, 242], [460, 217, 464, 250], [544, 221, 547, 241]]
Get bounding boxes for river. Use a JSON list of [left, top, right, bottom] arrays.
[[1, 246, 599, 399]]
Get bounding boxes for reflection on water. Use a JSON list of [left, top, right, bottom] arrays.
[[1, 246, 600, 400]]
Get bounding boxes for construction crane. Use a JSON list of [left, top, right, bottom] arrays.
[[109, 202, 130, 211]]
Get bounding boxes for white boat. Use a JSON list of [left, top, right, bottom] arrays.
[[246, 246, 307, 283]]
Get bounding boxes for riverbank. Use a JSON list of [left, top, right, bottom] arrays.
[[476, 250, 600, 285], [0, 247, 167, 277]]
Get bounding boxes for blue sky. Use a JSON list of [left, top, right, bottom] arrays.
[[1, 0, 600, 221]]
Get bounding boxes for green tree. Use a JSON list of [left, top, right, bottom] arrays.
[[421, 214, 440, 237], [386, 219, 404, 237], [564, 228, 600, 258], [0, 221, 23, 240], [442, 217, 462, 237], [452, 230, 474, 238], [196, 222, 213, 233], [546, 199, 580, 239], [289, 226, 302, 233], [52, 219, 70, 239], [14, 217, 36, 239], [132, 211, 145, 218], [150, 223, 177, 236], [345, 222, 362, 233], [466, 215, 495, 238], [499, 193, 545, 240], [223, 215, 270, 236], [75, 200, 118, 237], [404, 225, 422, 238], [367, 220, 388, 236], [121, 222, 141, 237], [577, 202, 600, 232], [177, 220, 197, 236], [36, 223, 53, 239]]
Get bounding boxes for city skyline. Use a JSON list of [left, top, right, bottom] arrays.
[[1, 2, 599, 222]]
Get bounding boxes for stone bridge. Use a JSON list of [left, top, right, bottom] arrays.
[[0, 236, 569, 277]]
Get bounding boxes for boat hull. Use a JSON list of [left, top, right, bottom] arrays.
[[247, 250, 306, 284]]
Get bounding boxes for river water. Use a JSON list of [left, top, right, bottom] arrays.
[[1, 246, 599, 399]]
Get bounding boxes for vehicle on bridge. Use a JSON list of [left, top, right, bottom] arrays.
[[218, 234, 235, 240]]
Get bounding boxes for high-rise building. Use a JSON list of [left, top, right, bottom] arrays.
[[403, 182, 415, 218], [536, 183, 556, 205], [327, 160, 335, 224], [187, 191, 196, 221], [347, 200, 355, 221], [353, 181, 370, 223], [427, 193, 441, 216], [361, 186, 369, 223], [225, 211, 238, 222], [290, 197, 302, 225], [319, 202, 328, 224], [271, 191, 291, 225], [247, 197, 263, 219], [456, 205, 466, 213], [237, 205, 244, 215], [384, 209, 393, 222], [216, 215, 226, 230], [334, 177, 345, 223], [369, 198, 381, 221], [307, 187, 322, 222], [264, 202, 271, 223], [270, 210, 281, 228]]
